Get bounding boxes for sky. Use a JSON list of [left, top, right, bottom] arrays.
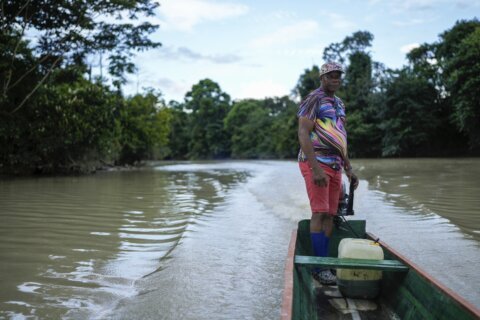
[[122, 0, 479, 102]]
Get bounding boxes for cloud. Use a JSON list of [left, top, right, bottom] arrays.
[[372, 0, 479, 11], [252, 10, 299, 23], [454, 0, 480, 8], [400, 43, 420, 54], [158, 0, 249, 31], [238, 80, 289, 99], [393, 18, 431, 26], [395, 0, 438, 10], [368, 0, 436, 10], [250, 21, 320, 48], [324, 13, 356, 30], [159, 46, 242, 64]]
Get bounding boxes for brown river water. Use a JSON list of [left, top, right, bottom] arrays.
[[0, 159, 479, 319]]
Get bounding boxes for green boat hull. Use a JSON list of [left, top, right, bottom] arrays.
[[281, 219, 480, 320]]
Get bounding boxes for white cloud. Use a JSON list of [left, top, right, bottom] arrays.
[[250, 21, 320, 48], [393, 18, 431, 26], [325, 13, 356, 30], [400, 43, 420, 53], [373, 0, 479, 11], [253, 10, 299, 22], [454, 0, 480, 9], [398, 0, 442, 10], [275, 48, 325, 56], [238, 80, 289, 99], [368, 0, 438, 10], [158, 46, 242, 64], [158, 0, 249, 31]]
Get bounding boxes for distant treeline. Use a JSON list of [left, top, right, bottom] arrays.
[[1, 1, 479, 174]]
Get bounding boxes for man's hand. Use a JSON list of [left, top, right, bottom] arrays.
[[346, 170, 359, 190], [312, 166, 329, 187]]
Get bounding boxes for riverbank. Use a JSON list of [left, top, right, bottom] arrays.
[[0, 160, 146, 177]]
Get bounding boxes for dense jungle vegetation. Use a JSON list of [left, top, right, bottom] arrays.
[[1, 1, 479, 174]]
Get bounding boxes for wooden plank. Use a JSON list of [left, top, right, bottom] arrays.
[[294, 255, 409, 272], [280, 230, 297, 320]]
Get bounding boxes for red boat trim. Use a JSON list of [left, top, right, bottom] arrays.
[[367, 232, 480, 319], [280, 230, 297, 320]]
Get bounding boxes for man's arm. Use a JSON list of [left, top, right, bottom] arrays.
[[298, 117, 328, 187]]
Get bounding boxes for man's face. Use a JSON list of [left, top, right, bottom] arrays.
[[321, 71, 342, 91]]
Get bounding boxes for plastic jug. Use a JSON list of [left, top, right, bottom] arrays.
[[337, 238, 384, 299]]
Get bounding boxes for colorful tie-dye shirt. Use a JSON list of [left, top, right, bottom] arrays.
[[297, 87, 347, 167]]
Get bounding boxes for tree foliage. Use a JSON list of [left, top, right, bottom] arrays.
[[323, 31, 374, 64], [1, 19, 480, 175], [404, 19, 480, 153], [166, 101, 190, 160], [185, 79, 231, 159], [1, 0, 161, 113], [225, 99, 271, 158], [441, 21, 480, 151], [117, 92, 172, 164], [268, 97, 299, 158], [0, 0, 166, 174], [294, 66, 321, 100], [0, 71, 120, 173], [223, 96, 298, 159], [379, 69, 443, 156]]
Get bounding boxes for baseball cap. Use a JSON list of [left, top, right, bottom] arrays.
[[319, 61, 344, 77]]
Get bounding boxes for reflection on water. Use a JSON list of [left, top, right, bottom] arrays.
[[354, 158, 480, 242], [0, 166, 248, 319]]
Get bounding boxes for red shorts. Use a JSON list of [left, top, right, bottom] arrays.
[[299, 161, 342, 215]]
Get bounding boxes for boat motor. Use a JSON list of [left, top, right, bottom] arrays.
[[337, 179, 355, 216]]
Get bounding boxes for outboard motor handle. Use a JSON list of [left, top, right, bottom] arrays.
[[346, 176, 357, 215]]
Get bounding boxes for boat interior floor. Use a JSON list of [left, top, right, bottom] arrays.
[[313, 279, 401, 320]]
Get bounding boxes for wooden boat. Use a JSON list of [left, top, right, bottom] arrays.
[[280, 218, 480, 320]]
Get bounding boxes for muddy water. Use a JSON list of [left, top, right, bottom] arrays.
[[0, 159, 479, 319]]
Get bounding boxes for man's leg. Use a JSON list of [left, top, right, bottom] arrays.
[[310, 212, 328, 257], [322, 169, 342, 261], [299, 161, 336, 284], [310, 213, 336, 284], [310, 213, 334, 256], [321, 214, 334, 256]]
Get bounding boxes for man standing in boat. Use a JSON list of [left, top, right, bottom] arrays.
[[297, 61, 358, 285]]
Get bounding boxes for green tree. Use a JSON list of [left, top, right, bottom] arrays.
[[0, 30, 39, 115], [440, 20, 480, 151], [267, 97, 299, 158], [223, 96, 298, 159], [224, 99, 271, 158], [323, 31, 374, 65], [379, 69, 442, 156], [166, 100, 190, 159], [321, 31, 382, 157], [117, 91, 172, 164], [405, 19, 479, 153], [0, 1, 163, 174], [185, 79, 231, 159], [1, 0, 161, 113], [343, 52, 382, 157], [294, 66, 320, 100], [0, 73, 120, 173]]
